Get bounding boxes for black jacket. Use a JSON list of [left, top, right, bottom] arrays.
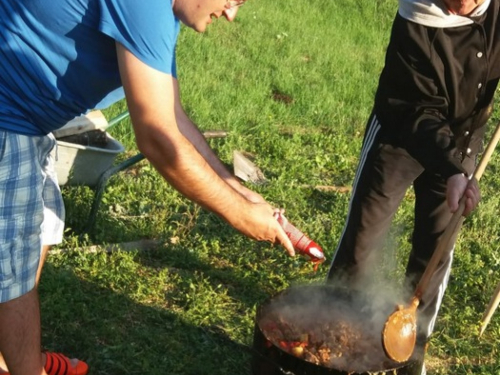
[[375, 0, 500, 179]]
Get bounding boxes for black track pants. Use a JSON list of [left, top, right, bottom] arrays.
[[327, 112, 476, 339]]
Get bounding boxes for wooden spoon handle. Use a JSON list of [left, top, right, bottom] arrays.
[[415, 122, 500, 298]]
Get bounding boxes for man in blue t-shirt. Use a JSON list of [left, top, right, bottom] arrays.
[[0, 1, 296, 375]]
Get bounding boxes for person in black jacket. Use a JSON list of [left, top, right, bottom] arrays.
[[327, 0, 497, 372]]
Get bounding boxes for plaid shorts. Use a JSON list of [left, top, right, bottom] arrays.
[[0, 131, 65, 302]]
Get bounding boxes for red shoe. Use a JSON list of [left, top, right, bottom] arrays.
[[2, 352, 89, 375]]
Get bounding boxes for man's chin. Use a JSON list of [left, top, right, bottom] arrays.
[[194, 23, 208, 33], [183, 20, 207, 33]]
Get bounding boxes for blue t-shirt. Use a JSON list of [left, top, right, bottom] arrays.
[[0, 0, 180, 135]]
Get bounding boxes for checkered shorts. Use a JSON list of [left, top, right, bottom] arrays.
[[0, 131, 65, 302]]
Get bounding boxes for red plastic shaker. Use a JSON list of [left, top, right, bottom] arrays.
[[274, 212, 326, 266]]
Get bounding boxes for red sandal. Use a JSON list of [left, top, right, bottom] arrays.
[[2, 352, 89, 375], [44, 352, 88, 375]]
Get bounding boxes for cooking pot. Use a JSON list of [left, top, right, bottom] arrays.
[[251, 285, 424, 375]]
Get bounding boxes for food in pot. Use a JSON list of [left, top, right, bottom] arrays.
[[257, 286, 412, 373]]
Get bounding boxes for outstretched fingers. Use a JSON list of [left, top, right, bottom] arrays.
[[275, 222, 295, 257], [462, 177, 481, 216]]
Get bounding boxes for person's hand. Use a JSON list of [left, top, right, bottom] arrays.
[[446, 173, 481, 216], [233, 201, 295, 257]]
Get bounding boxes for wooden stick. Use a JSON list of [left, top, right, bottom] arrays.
[[203, 130, 228, 139], [299, 185, 351, 193], [480, 280, 500, 336], [474, 123, 500, 336]]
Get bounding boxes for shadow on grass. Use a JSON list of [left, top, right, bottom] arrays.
[[39, 262, 256, 375]]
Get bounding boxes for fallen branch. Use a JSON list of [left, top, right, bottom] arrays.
[[51, 239, 162, 254], [203, 130, 228, 139], [300, 185, 351, 193]]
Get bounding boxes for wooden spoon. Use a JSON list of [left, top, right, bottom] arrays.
[[382, 121, 500, 362]]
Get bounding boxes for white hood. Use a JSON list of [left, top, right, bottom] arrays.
[[398, 0, 491, 27]]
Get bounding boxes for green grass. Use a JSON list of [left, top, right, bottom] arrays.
[[39, 0, 500, 374]]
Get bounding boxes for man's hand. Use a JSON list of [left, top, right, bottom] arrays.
[[236, 202, 295, 257], [446, 173, 481, 216]]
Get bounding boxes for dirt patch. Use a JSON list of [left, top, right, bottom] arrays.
[[57, 130, 108, 148]]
